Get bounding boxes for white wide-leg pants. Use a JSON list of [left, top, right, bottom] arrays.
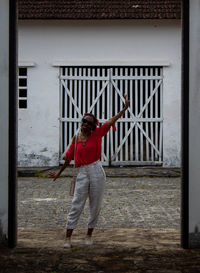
[[66, 161, 106, 230]]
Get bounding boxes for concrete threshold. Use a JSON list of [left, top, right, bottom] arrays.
[[18, 166, 181, 178]]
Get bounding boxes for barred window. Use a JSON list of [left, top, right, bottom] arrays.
[[18, 67, 28, 109]]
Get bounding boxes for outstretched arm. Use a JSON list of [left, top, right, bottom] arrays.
[[49, 136, 76, 181], [105, 94, 130, 129], [48, 158, 70, 181]]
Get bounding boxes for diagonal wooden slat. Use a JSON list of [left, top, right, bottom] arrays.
[[111, 76, 162, 161], [60, 66, 163, 165], [111, 79, 135, 118], [111, 121, 160, 161], [111, 121, 137, 160], [87, 80, 109, 113], [61, 79, 82, 117], [136, 123, 160, 155], [137, 79, 162, 118]]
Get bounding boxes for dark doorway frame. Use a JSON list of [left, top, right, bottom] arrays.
[[181, 0, 189, 249], [8, 0, 18, 248], [8, 0, 190, 249]]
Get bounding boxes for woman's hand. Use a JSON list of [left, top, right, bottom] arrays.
[[123, 94, 130, 110], [48, 171, 59, 181], [48, 161, 68, 181]]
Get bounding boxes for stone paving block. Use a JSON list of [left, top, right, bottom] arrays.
[[18, 177, 181, 229]]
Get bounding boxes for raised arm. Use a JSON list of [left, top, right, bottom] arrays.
[[105, 94, 130, 129]]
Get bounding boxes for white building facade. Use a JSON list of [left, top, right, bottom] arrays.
[[18, 19, 182, 167]]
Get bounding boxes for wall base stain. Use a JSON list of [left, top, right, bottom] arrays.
[[0, 221, 7, 245], [18, 152, 59, 167], [189, 232, 200, 248]]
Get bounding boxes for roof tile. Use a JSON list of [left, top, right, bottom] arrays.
[[18, 0, 181, 20]]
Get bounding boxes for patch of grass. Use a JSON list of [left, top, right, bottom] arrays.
[[71, 247, 81, 252], [35, 170, 49, 178]]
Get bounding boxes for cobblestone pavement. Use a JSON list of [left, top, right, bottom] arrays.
[[2, 176, 200, 273], [18, 176, 181, 229]]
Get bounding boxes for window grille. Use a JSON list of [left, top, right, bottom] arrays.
[[18, 67, 28, 109]]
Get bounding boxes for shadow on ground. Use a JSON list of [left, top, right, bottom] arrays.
[[1, 228, 200, 272]]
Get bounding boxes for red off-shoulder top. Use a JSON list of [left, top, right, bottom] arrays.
[[65, 122, 110, 167]]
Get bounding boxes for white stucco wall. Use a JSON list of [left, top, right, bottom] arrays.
[[18, 19, 181, 167]]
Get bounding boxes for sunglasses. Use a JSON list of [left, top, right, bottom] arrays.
[[82, 118, 94, 126]]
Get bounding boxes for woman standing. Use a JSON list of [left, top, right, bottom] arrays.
[[49, 94, 129, 248]]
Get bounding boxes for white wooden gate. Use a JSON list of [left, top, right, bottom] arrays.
[[59, 66, 163, 166]]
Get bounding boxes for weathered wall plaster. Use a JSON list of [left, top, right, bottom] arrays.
[[18, 19, 181, 167]]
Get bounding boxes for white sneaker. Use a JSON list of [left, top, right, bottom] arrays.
[[85, 235, 93, 246], [63, 238, 72, 248]]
